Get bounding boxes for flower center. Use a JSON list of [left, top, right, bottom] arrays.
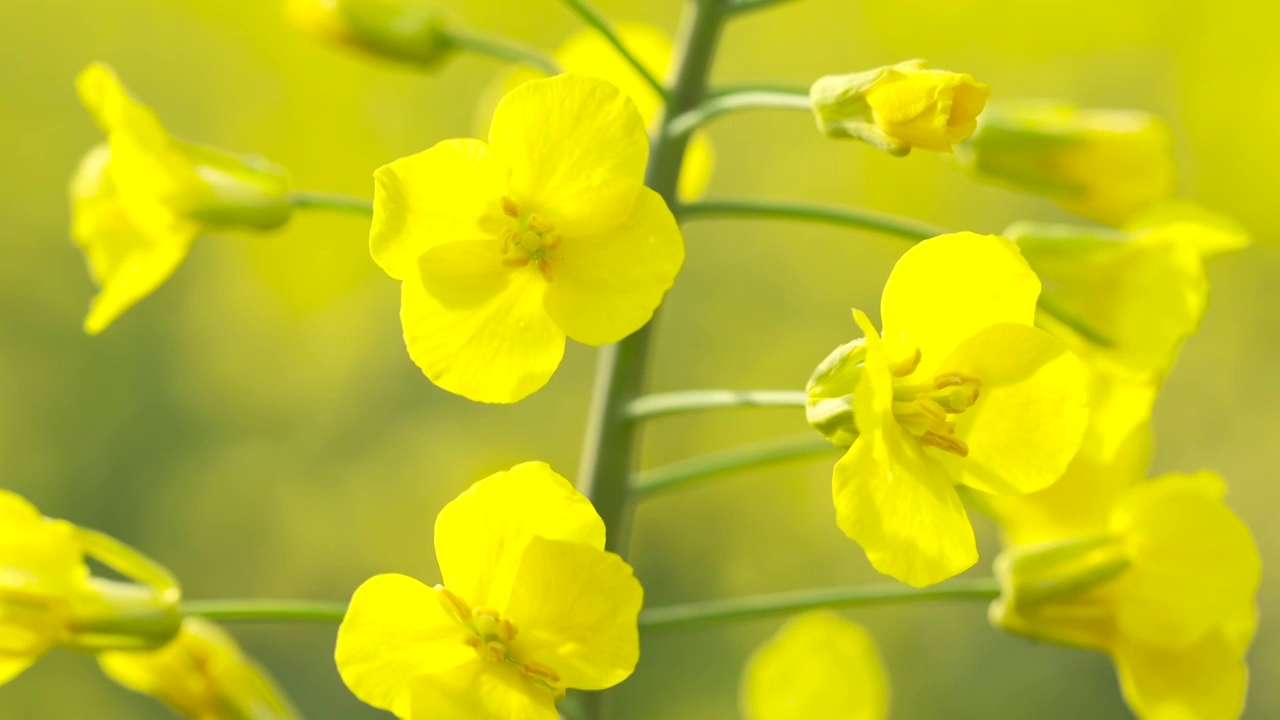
[[435, 585, 562, 687], [498, 197, 559, 281], [887, 349, 981, 456]]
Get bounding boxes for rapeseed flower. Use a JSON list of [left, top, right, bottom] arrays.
[[741, 611, 888, 720], [821, 233, 1087, 586], [286, 0, 453, 69], [99, 618, 300, 720], [72, 63, 292, 334], [335, 462, 643, 719], [810, 60, 990, 155], [0, 490, 181, 684], [372, 74, 683, 403], [485, 23, 714, 201], [991, 472, 1260, 720], [956, 102, 1175, 226]]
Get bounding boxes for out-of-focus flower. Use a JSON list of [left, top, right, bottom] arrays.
[[372, 74, 683, 403], [71, 63, 292, 334], [810, 60, 990, 155], [819, 233, 1087, 587], [0, 490, 182, 685], [285, 0, 454, 68], [991, 472, 1260, 720], [741, 611, 888, 720], [955, 102, 1175, 226], [99, 618, 300, 720], [335, 462, 643, 719], [484, 23, 714, 201]]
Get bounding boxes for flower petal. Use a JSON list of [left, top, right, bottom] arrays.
[[410, 660, 558, 720], [1111, 473, 1261, 650], [741, 611, 889, 720], [932, 323, 1089, 496], [434, 462, 606, 612], [402, 242, 565, 404], [334, 574, 475, 717], [1113, 629, 1248, 720], [371, 139, 508, 281], [503, 537, 642, 691], [542, 187, 684, 346], [488, 75, 647, 237], [880, 233, 1039, 375]]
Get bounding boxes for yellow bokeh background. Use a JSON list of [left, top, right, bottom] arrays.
[[1, 0, 1277, 717]]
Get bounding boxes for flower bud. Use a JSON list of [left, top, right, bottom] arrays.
[[810, 59, 990, 156], [287, 0, 455, 69], [99, 618, 301, 720], [805, 339, 866, 447], [955, 102, 1175, 226]]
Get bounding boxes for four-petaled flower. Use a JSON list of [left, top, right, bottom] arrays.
[[831, 232, 1088, 587], [371, 73, 684, 403], [335, 462, 643, 719]]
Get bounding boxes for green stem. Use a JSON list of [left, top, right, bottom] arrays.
[[558, 0, 669, 102], [726, 0, 803, 14], [631, 433, 837, 501], [666, 89, 810, 139], [626, 389, 807, 422], [184, 599, 347, 624], [639, 578, 1001, 632], [445, 28, 562, 75], [678, 197, 946, 241], [287, 191, 374, 215], [576, 2, 728, 717]]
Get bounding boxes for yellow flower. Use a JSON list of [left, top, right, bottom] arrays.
[[991, 473, 1260, 720], [483, 23, 715, 201], [334, 462, 643, 719], [0, 490, 181, 684], [72, 63, 292, 334], [99, 618, 300, 720], [824, 233, 1088, 587], [741, 611, 888, 720], [372, 74, 684, 403], [286, 0, 453, 69], [810, 60, 990, 155], [955, 102, 1176, 226]]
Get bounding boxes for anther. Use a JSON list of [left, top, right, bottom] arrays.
[[920, 431, 969, 457], [521, 662, 561, 684], [527, 214, 555, 233], [888, 348, 923, 378], [483, 641, 507, 663], [537, 258, 554, 282], [499, 618, 519, 642], [435, 586, 472, 621], [501, 197, 521, 218]]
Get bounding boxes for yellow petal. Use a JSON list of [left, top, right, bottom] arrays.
[[0, 658, 38, 687], [503, 537, 642, 691], [742, 611, 889, 720], [370, 139, 508, 281], [1111, 473, 1261, 650], [409, 660, 558, 720], [402, 243, 564, 404], [972, 420, 1150, 546], [1113, 628, 1248, 720], [838, 313, 977, 587], [335, 574, 475, 717], [488, 75, 647, 237], [880, 233, 1040, 374], [542, 187, 684, 346], [76, 63, 170, 151], [434, 462, 606, 612], [678, 130, 716, 202], [932, 323, 1089, 496]]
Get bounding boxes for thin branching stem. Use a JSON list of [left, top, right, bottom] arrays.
[[558, 0, 669, 101]]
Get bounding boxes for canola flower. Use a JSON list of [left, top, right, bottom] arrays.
[[371, 73, 684, 403], [0, 490, 182, 684], [818, 233, 1088, 587], [955, 102, 1176, 226], [285, 0, 453, 69], [71, 63, 293, 334], [990, 471, 1260, 720], [335, 462, 643, 719], [99, 618, 300, 720], [486, 23, 715, 201], [741, 611, 888, 720], [810, 60, 990, 155]]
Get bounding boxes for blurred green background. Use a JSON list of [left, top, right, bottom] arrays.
[[1, 0, 1277, 717]]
